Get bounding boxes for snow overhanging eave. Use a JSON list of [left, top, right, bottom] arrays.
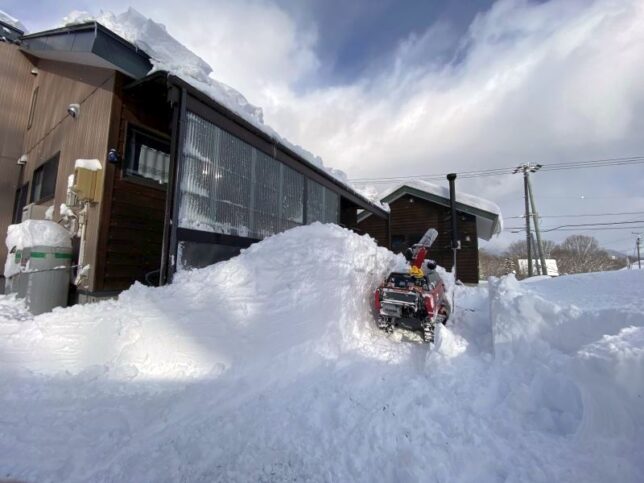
[[136, 71, 389, 220]]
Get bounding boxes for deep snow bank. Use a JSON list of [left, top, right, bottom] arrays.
[[488, 272, 644, 480], [0, 224, 402, 380], [0, 238, 642, 482]]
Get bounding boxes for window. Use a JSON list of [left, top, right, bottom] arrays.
[[27, 86, 38, 130], [12, 183, 29, 223], [31, 153, 59, 203], [125, 126, 170, 184]]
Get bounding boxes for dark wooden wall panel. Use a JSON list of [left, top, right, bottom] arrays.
[[97, 77, 171, 291]]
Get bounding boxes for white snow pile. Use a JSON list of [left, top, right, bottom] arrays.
[[74, 158, 102, 171], [0, 224, 642, 482], [4, 220, 71, 278], [0, 9, 26, 32]]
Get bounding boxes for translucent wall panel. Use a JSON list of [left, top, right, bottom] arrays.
[[179, 113, 220, 231], [324, 189, 339, 224], [306, 180, 325, 223], [306, 180, 339, 224], [179, 111, 306, 238], [216, 127, 253, 236], [251, 151, 281, 238], [281, 165, 304, 230]]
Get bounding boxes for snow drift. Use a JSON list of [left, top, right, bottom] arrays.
[[0, 225, 642, 482], [0, 224, 402, 380]]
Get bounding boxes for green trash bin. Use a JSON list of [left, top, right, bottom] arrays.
[[4, 249, 21, 295], [20, 245, 72, 315]]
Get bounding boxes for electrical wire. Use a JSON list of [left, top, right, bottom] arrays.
[[505, 210, 644, 220], [349, 155, 644, 184]]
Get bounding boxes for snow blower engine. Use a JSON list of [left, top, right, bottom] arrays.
[[374, 228, 451, 343]]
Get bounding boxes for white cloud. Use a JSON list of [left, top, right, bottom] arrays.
[[24, 0, 644, 251], [248, 0, 644, 250]]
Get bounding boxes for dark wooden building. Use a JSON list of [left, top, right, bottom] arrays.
[[1, 22, 388, 300], [357, 183, 502, 284]]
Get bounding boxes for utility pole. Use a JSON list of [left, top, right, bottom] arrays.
[[514, 163, 543, 277], [512, 163, 546, 277], [637, 235, 642, 270], [526, 172, 548, 275]]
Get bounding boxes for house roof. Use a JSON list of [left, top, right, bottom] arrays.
[[126, 71, 389, 218], [16, 19, 387, 219], [358, 180, 503, 240], [19, 22, 152, 78]]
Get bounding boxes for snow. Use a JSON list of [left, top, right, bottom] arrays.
[[0, 9, 26, 32], [0, 224, 642, 481], [4, 220, 72, 278], [74, 158, 102, 171], [61, 9, 375, 208]]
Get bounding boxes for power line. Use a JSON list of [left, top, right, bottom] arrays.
[[349, 155, 644, 184], [506, 225, 644, 232], [505, 219, 644, 231], [505, 210, 644, 220]]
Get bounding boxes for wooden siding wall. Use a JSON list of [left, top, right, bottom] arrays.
[[6, 57, 115, 290], [357, 195, 480, 283], [357, 212, 389, 248], [96, 76, 171, 292], [0, 43, 35, 274]]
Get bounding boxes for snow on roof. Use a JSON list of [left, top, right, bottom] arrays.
[[360, 179, 503, 239], [61, 9, 379, 210], [0, 9, 26, 33], [384, 180, 502, 218], [398, 180, 503, 238]]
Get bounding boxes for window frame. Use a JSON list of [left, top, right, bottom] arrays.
[[30, 152, 59, 204], [123, 123, 171, 189], [12, 182, 30, 223]]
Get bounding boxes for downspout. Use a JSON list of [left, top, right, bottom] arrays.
[[160, 83, 187, 285]]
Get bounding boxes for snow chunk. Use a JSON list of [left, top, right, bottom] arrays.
[[4, 220, 71, 277], [0, 10, 26, 32], [74, 158, 102, 171]]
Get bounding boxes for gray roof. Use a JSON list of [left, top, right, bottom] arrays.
[[20, 22, 151, 78]]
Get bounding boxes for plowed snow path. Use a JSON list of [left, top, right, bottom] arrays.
[[0, 225, 642, 482]]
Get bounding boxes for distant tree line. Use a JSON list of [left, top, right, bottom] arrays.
[[479, 234, 627, 279]]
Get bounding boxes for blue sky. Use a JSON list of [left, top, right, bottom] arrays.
[[2, 0, 644, 256]]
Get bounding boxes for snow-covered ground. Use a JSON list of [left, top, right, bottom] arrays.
[[1, 224, 642, 482]]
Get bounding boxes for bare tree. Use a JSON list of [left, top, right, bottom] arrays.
[[479, 250, 507, 279], [553, 235, 620, 274]]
